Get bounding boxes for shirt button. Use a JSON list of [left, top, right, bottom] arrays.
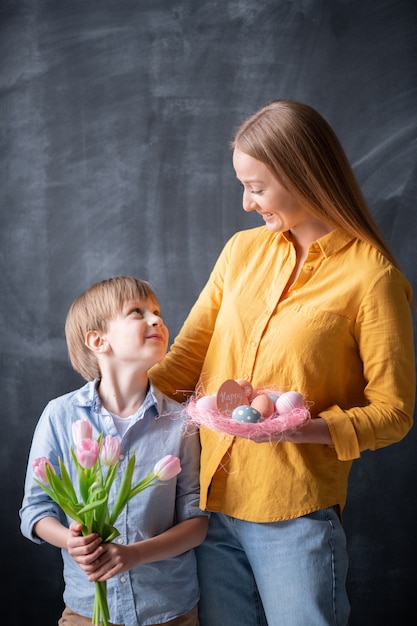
[[305, 265, 313, 271], [120, 576, 127, 583], [117, 537, 124, 544], [119, 454, 125, 460], [251, 341, 256, 348], [105, 415, 112, 423]]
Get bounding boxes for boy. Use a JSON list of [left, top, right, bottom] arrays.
[[20, 276, 208, 626]]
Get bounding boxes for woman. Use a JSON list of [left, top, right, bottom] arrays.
[[150, 100, 415, 626]]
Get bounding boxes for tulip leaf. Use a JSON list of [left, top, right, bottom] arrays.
[[70, 446, 81, 470], [104, 462, 118, 492], [109, 454, 135, 524], [34, 478, 85, 524], [45, 465, 74, 502], [101, 522, 120, 543], [78, 490, 108, 515], [128, 473, 153, 499], [58, 457, 78, 504], [33, 478, 59, 503]]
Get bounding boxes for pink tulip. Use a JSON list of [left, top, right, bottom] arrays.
[[101, 435, 120, 467], [33, 457, 55, 484], [153, 455, 182, 481], [72, 419, 93, 447], [76, 438, 99, 469]]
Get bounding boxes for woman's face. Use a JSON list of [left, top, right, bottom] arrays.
[[233, 148, 311, 234]]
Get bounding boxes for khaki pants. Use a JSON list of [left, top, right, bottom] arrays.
[[58, 604, 199, 626]]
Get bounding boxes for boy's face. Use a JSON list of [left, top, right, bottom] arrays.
[[103, 297, 169, 370]]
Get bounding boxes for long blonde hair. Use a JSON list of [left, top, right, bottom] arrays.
[[65, 276, 157, 381], [232, 99, 397, 266]]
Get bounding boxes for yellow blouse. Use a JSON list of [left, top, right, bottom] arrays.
[[150, 226, 415, 521]]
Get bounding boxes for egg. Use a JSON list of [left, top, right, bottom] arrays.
[[275, 391, 304, 414], [232, 405, 262, 423], [250, 394, 275, 418], [235, 379, 254, 399], [216, 379, 249, 414], [195, 394, 217, 412]]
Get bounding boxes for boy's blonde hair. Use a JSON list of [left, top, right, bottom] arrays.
[[233, 99, 397, 266], [65, 276, 157, 381]]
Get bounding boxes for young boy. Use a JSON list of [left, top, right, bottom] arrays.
[[20, 276, 208, 626]]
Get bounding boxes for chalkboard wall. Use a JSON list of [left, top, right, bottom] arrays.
[[1, 1, 416, 624]]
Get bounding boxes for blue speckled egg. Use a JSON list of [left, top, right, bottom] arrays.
[[232, 405, 262, 423]]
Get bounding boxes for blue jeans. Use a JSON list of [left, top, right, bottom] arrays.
[[196, 509, 350, 626]]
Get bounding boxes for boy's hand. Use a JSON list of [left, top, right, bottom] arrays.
[[87, 543, 137, 582], [67, 521, 104, 574]]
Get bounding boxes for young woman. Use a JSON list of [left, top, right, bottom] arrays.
[[150, 100, 415, 626]]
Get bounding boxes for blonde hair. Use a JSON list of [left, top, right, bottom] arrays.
[[65, 276, 157, 381], [232, 99, 397, 266]]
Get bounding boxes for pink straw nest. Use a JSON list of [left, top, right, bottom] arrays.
[[185, 394, 311, 439]]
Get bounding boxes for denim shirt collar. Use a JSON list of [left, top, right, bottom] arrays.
[[70, 379, 165, 419]]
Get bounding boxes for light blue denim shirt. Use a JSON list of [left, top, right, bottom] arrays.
[[20, 380, 207, 626]]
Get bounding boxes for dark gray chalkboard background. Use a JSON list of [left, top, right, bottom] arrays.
[[1, 1, 416, 624]]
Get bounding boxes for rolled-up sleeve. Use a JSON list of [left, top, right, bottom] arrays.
[[321, 266, 415, 461]]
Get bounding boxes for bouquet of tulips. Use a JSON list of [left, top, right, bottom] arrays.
[[33, 418, 181, 626]]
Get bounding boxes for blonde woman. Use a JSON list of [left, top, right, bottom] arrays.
[[150, 101, 415, 626]]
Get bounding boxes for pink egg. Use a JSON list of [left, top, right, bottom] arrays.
[[275, 391, 304, 414], [195, 394, 217, 412], [250, 394, 275, 418], [235, 379, 253, 399]]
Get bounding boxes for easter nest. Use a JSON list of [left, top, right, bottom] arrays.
[[186, 392, 310, 439]]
